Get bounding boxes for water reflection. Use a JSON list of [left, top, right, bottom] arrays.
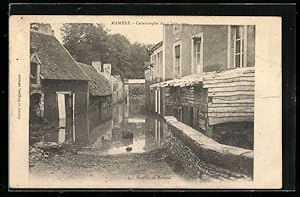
[[88, 98, 165, 155]]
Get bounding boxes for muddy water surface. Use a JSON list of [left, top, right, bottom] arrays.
[[86, 98, 165, 155], [30, 97, 251, 186]]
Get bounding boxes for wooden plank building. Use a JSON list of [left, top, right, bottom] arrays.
[[204, 67, 255, 126], [147, 24, 256, 149], [151, 67, 254, 149]]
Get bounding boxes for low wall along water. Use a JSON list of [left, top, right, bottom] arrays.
[[162, 116, 253, 179]]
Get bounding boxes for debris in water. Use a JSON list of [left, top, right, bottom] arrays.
[[33, 141, 63, 154], [126, 147, 132, 152]]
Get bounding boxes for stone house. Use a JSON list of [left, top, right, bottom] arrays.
[[78, 62, 112, 112], [148, 24, 255, 149], [91, 62, 125, 105], [30, 24, 91, 145]]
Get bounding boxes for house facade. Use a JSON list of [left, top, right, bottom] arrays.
[[30, 24, 91, 145], [163, 25, 255, 79], [148, 24, 255, 149]]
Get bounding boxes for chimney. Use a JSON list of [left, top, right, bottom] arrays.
[[31, 23, 54, 36], [92, 61, 102, 74], [103, 64, 112, 75]]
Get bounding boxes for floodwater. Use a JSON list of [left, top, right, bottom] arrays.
[[87, 98, 165, 155], [30, 96, 252, 186]]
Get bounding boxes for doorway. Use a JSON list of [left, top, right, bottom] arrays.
[[56, 92, 75, 144]]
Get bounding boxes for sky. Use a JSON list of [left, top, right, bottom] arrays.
[[51, 23, 163, 45]]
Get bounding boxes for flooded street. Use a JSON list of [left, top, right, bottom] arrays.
[[13, 19, 283, 190], [30, 97, 190, 184], [30, 96, 251, 186], [86, 98, 163, 155]]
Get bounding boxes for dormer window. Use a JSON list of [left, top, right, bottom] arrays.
[[30, 62, 39, 85]]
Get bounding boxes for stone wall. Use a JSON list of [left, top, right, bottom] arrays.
[[163, 116, 253, 178]]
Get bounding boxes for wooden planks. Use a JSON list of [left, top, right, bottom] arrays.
[[208, 90, 254, 97], [209, 116, 254, 125], [204, 67, 255, 125], [203, 81, 254, 88], [203, 67, 255, 80], [204, 76, 254, 85], [208, 112, 254, 117], [208, 85, 255, 93], [208, 102, 254, 108], [208, 106, 254, 113], [212, 98, 254, 104]]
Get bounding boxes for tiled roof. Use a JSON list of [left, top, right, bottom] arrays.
[[30, 31, 90, 81], [78, 63, 112, 96]]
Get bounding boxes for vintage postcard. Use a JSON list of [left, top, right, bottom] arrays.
[[9, 15, 282, 189]]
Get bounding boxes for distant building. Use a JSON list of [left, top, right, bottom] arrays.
[[124, 79, 146, 101], [147, 24, 255, 149], [149, 41, 163, 83], [78, 62, 112, 111], [30, 24, 91, 145]]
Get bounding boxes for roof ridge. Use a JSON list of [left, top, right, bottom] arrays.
[[30, 30, 54, 37], [77, 62, 91, 67]]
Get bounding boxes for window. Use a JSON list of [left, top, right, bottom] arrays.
[[155, 51, 163, 82], [150, 67, 154, 81], [151, 55, 154, 64], [173, 43, 181, 78], [30, 91, 44, 119], [192, 33, 203, 74], [195, 41, 201, 65], [233, 26, 247, 68], [173, 24, 182, 34], [156, 53, 160, 82], [30, 62, 38, 84], [159, 51, 163, 65]]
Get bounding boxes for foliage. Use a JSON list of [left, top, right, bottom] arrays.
[[60, 23, 152, 79]]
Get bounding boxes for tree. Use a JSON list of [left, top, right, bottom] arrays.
[[61, 23, 151, 79]]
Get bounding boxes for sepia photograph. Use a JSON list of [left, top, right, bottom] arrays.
[[9, 16, 282, 189]]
